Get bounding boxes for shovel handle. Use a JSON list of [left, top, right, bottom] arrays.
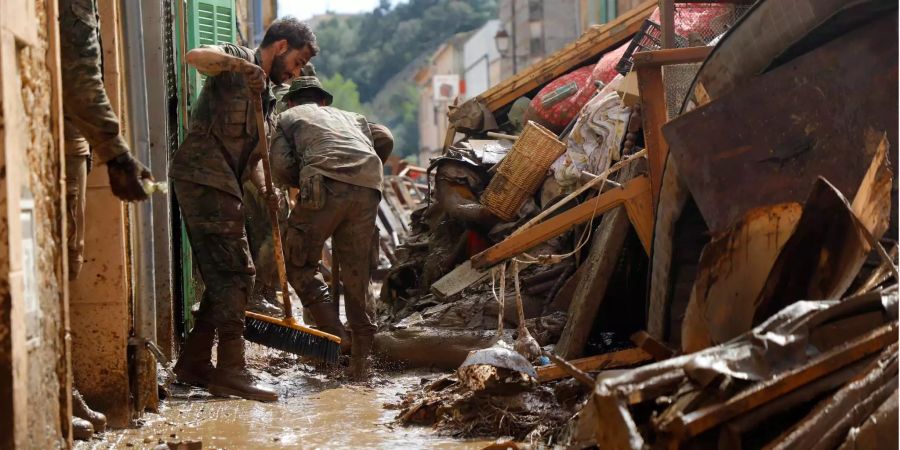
[[251, 95, 293, 320]]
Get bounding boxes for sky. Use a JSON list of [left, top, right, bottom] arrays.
[[278, 0, 407, 21]]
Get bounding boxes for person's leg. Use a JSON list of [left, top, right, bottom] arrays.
[[172, 181, 276, 401], [65, 151, 88, 280], [284, 180, 350, 350], [333, 186, 380, 379]]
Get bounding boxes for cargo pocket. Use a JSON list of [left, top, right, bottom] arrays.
[[285, 224, 317, 270], [205, 231, 255, 275], [220, 99, 249, 138]]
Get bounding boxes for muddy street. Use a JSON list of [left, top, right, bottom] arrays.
[[78, 347, 490, 449]]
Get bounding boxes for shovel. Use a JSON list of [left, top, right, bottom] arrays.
[[458, 262, 537, 379]]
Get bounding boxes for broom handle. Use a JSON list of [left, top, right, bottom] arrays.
[[252, 95, 293, 320]]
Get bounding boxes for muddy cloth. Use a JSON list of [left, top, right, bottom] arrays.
[[59, 0, 128, 164], [284, 178, 380, 337], [174, 180, 255, 338], [270, 104, 383, 193], [65, 139, 89, 280], [169, 43, 275, 199]]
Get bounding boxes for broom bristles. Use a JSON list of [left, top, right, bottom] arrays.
[[244, 315, 340, 364]]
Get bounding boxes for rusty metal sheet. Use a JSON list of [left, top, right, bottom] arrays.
[[681, 203, 801, 353], [663, 16, 898, 233], [753, 178, 872, 323]]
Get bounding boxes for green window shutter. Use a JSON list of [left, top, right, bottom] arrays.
[[187, 0, 236, 101]]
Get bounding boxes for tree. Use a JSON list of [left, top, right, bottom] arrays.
[[319, 73, 370, 116]]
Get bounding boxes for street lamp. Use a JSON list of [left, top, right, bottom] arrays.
[[494, 28, 510, 56]]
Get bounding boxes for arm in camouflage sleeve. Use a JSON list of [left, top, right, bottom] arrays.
[[59, 0, 129, 165], [270, 122, 300, 188]]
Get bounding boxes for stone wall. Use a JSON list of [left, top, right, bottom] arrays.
[[19, 0, 66, 446]]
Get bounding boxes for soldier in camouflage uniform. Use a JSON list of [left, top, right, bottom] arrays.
[[169, 18, 318, 402], [245, 62, 317, 316], [60, 0, 154, 280], [59, 0, 155, 438], [271, 77, 393, 380]]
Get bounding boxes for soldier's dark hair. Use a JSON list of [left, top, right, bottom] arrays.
[[261, 17, 319, 56]]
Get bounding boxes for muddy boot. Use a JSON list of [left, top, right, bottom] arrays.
[[173, 320, 216, 388], [349, 333, 375, 381], [248, 283, 283, 316], [72, 389, 106, 433], [306, 301, 351, 354], [207, 338, 278, 402], [72, 417, 94, 440]]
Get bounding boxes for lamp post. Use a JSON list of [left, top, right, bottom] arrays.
[[494, 1, 518, 75]]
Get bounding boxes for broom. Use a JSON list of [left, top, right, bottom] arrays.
[[243, 94, 341, 364]]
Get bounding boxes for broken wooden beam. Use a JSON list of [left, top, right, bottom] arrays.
[[536, 348, 653, 383], [663, 322, 899, 440], [630, 331, 675, 361], [556, 205, 632, 359], [471, 176, 650, 269]]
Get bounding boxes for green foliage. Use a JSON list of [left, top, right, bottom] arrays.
[[308, 0, 497, 160], [319, 74, 370, 116]]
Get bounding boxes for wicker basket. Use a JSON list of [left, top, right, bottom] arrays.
[[481, 121, 567, 221]]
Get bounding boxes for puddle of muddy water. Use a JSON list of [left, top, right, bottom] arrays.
[[77, 351, 493, 450]]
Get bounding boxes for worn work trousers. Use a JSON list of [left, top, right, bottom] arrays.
[[65, 142, 89, 280], [285, 178, 380, 337], [174, 180, 255, 339]]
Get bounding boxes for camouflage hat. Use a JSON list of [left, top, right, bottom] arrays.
[[284, 76, 333, 106]]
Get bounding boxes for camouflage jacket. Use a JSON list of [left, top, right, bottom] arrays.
[[169, 44, 276, 199], [59, 0, 129, 161], [270, 104, 383, 193]]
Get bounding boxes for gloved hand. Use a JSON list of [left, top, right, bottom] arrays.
[[107, 153, 152, 202], [239, 60, 266, 93]]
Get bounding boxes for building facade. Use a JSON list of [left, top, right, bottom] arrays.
[[497, 0, 645, 79]]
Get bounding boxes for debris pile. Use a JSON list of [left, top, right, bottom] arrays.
[[376, 1, 899, 448], [568, 286, 898, 449]]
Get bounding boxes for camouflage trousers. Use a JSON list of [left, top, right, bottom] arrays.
[[285, 178, 380, 338], [174, 180, 255, 338], [65, 146, 88, 280], [242, 180, 289, 291]]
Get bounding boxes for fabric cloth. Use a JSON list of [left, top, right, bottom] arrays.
[[65, 146, 88, 280], [270, 104, 383, 193], [284, 178, 380, 337], [59, 0, 129, 164], [552, 75, 631, 189], [174, 180, 255, 338], [169, 43, 275, 199]]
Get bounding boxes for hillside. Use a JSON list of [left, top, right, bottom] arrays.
[[310, 0, 498, 159]]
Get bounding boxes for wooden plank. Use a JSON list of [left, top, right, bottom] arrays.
[[665, 323, 898, 440], [471, 176, 650, 269], [537, 348, 653, 383], [635, 62, 667, 213], [460, 0, 657, 115], [632, 47, 711, 214], [430, 260, 489, 299], [630, 331, 675, 361], [556, 206, 632, 359], [624, 186, 654, 255]]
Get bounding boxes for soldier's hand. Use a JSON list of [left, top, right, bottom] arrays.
[[107, 153, 152, 202], [240, 61, 266, 93]]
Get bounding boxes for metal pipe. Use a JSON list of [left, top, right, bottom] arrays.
[[141, 0, 175, 359], [121, 0, 157, 346]]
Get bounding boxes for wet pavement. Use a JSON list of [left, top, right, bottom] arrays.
[[75, 347, 493, 450]]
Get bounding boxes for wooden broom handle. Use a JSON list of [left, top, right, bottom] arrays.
[[252, 95, 293, 320]]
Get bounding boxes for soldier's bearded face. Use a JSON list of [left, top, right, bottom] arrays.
[[270, 46, 313, 85]]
